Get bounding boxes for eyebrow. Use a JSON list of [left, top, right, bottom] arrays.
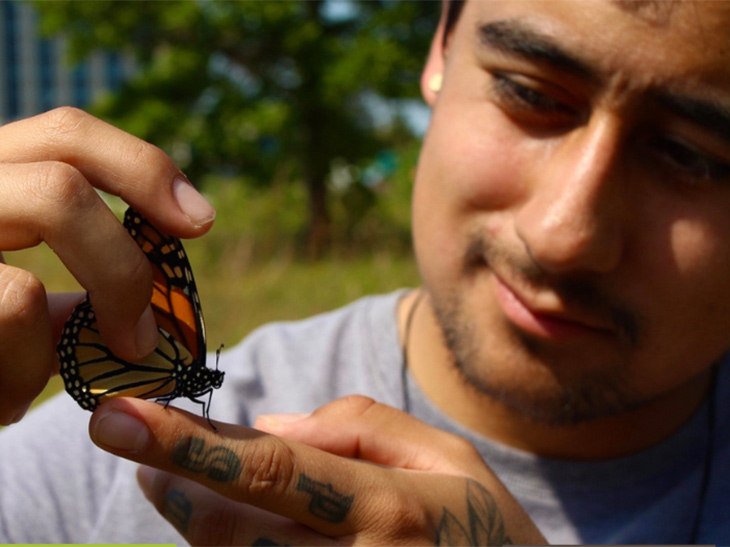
[[651, 90, 730, 144], [477, 20, 598, 81], [477, 19, 730, 145]]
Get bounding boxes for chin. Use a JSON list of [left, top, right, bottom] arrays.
[[432, 288, 638, 426], [464, 370, 638, 426]]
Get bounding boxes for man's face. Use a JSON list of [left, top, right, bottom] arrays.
[[413, 0, 730, 424]]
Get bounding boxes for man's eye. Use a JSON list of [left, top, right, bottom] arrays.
[[651, 136, 730, 184], [491, 73, 575, 121]]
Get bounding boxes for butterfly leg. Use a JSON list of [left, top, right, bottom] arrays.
[[154, 394, 176, 410], [188, 389, 218, 432]]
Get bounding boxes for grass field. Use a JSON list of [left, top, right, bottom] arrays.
[[5, 188, 420, 408]]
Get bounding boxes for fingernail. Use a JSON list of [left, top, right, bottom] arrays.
[[93, 409, 150, 452], [255, 412, 311, 429], [135, 304, 159, 358], [173, 176, 215, 228]]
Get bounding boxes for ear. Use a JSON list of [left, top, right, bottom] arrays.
[[420, 6, 453, 107]]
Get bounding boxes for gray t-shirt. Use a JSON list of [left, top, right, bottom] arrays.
[[0, 291, 728, 544]]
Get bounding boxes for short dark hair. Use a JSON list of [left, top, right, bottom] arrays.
[[444, 0, 466, 43]]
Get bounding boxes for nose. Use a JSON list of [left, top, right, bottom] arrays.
[[515, 116, 629, 275]]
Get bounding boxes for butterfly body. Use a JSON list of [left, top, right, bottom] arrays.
[[57, 207, 223, 422]]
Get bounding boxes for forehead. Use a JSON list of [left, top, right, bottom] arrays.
[[456, 0, 730, 88]]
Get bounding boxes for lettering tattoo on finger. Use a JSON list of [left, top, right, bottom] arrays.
[[296, 473, 354, 523], [172, 436, 242, 482], [164, 488, 193, 533], [436, 479, 513, 546]]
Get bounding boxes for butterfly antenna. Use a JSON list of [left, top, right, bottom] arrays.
[[215, 344, 224, 370]]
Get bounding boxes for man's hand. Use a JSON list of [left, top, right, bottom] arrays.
[[89, 395, 547, 545], [0, 108, 215, 424]]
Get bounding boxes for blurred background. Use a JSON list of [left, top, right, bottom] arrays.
[[0, 0, 439, 403]]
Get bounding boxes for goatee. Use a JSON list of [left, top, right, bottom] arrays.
[[429, 232, 643, 425]]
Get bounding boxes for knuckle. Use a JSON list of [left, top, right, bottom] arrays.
[[366, 486, 431, 543], [240, 436, 297, 499], [28, 161, 90, 207], [418, 433, 484, 475], [39, 106, 89, 139], [0, 267, 46, 329], [122, 139, 177, 185], [331, 394, 378, 416], [443, 434, 482, 461], [126, 138, 165, 167]]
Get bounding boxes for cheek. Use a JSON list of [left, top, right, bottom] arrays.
[[422, 102, 529, 211], [635, 216, 730, 388], [668, 220, 730, 333], [412, 104, 528, 283], [668, 218, 730, 276]]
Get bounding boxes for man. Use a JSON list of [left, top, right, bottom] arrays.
[[0, 0, 728, 543]]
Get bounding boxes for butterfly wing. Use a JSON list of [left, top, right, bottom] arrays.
[[57, 206, 221, 414], [123, 206, 206, 362], [58, 296, 195, 410]]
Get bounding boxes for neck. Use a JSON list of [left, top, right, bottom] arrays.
[[398, 289, 714, 460]]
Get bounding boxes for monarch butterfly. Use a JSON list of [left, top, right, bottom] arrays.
[[57, 206, 224, 426]]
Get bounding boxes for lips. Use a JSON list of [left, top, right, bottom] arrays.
[[492, 273, 614, 341]]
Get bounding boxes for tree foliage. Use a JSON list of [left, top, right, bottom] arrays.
[[34, 0, 439, 256]]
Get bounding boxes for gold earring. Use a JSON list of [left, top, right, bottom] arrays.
[[428, 73, 443, 93]]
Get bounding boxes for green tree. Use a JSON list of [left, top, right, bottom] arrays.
[[34, 0, 439, 256]]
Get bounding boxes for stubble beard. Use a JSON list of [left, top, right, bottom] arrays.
[[428, 235, 644, 426]]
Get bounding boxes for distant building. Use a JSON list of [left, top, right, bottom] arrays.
[[0, 0, 135, 125]]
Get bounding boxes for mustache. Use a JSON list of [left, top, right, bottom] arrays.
[[465, 235, 640, 347]]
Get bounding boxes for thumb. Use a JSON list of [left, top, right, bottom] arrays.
[[254, 395, 474, 475]]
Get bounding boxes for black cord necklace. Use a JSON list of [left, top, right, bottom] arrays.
[[400, 288, 424, 415], [399, 288, 718, 543]]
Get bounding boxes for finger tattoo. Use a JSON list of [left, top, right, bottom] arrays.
[[172, 436, 242, 482], [296, 473, 354, 523], [164, 488, 193, 533]]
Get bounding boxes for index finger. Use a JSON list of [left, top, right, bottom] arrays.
[[0, 108, 215, 236], [0, 167, 155, 360], [256, 395, 483, 475], [89, 399, 547, 546], [88, 398, 406, 538], [0, 108, 216, 358]]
